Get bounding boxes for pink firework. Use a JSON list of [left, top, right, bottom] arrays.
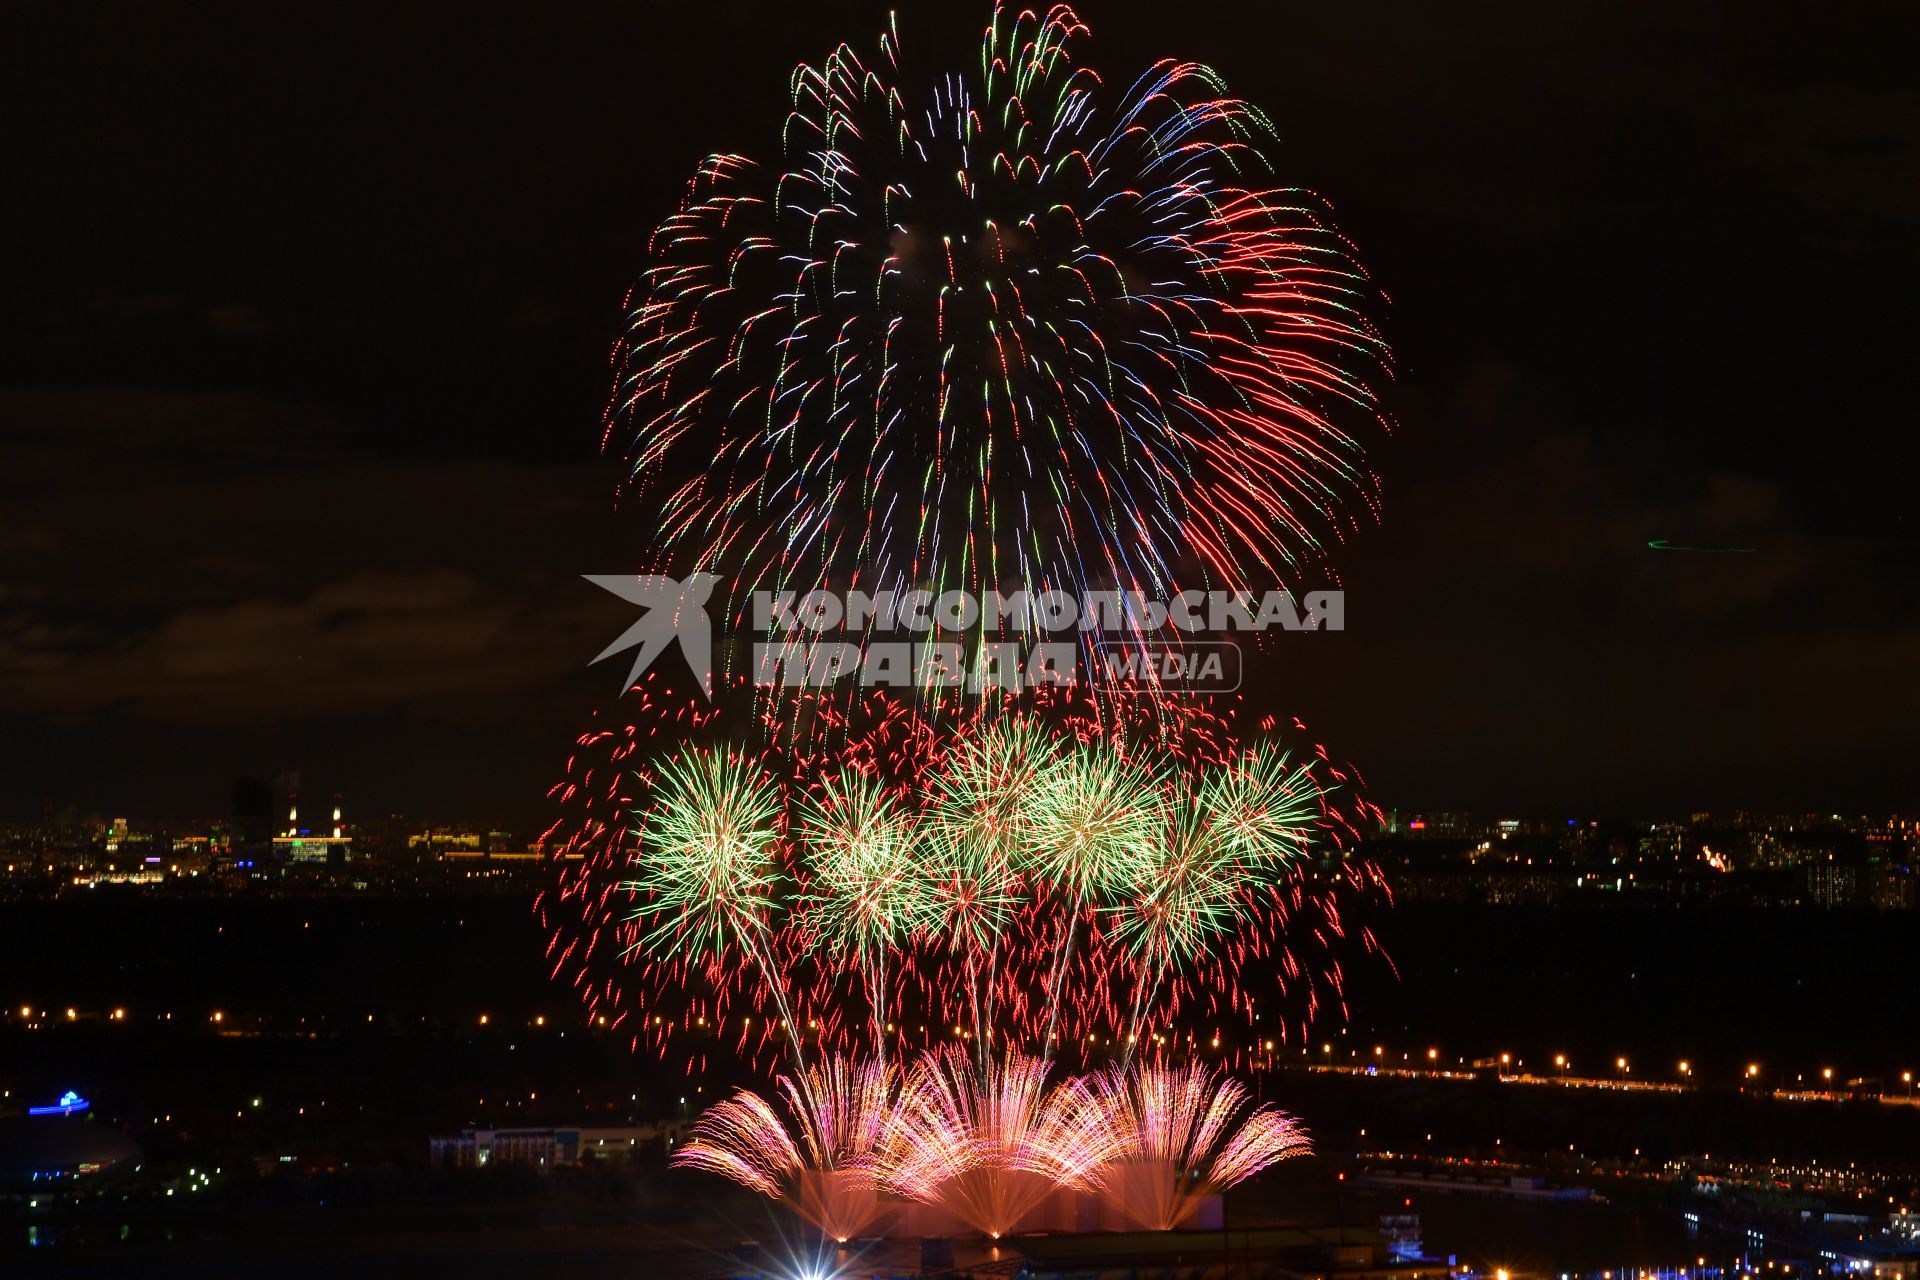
[[1078, 1060, 1312, 1230], [672, 1054, 901, 1243]]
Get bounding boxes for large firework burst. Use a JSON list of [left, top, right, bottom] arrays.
[[608, 3, 1390, 637]]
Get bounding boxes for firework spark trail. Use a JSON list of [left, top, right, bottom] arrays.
[[606, 3, 1390, 713]]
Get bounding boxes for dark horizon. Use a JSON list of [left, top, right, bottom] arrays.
[[6, 0, 1916, 824]]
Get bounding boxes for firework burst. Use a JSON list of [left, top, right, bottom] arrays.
[[625, 747, 785, 963], [608, 3, 1390, 662], [538, 687, 1388, 1072], [797, 767, 933, 1056]]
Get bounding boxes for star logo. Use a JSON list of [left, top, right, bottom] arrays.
[[584, 573, 719, 699]]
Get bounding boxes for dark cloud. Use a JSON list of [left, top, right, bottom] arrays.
[[1, 568, 598, 722], [0, 389, 639, 814]]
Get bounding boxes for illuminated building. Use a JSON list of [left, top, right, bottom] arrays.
[[0, 1093, 142, 1186], [275, 790, 353, 866], [429, 1123, 685, 1169]]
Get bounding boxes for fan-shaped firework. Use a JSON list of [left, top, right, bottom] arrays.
[[1079, 1060, 1311, 1230], [887, 1048, 1097, 1239], [671, 1049, 1311, 1240], [607, 3, 1390, 640], [674, 1055, 901, 1242]]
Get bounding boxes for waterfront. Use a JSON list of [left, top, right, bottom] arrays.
[[5, 894, 1914, 1273]]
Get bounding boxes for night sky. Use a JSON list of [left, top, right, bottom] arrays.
[[6, 1, 1915, 823]]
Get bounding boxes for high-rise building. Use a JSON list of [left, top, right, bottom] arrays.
[[274, 783, 353, 867]]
